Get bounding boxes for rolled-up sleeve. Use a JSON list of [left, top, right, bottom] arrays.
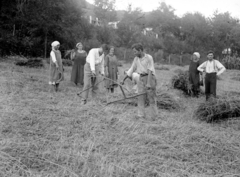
[[197, 62, 206, 72], [126, 58, 137, 77], [50, 51, 57, 63], [147, 55, 155, 75], [100, 54, 105, 75], [216, 60, 226, 75]]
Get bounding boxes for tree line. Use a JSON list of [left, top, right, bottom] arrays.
[[1, 0, 240, 63]]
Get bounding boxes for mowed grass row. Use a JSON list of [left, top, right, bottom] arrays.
[[0, 60, 240, 177]]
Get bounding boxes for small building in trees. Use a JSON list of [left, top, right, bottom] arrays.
[[142, 28, 158, 39], [108, 21, 120, 29]]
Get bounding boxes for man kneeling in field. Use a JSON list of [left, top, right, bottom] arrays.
[[121, 43, 158, 120]]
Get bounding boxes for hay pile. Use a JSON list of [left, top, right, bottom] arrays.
[[109, 92, 181, 111], [155, 92, 181, 110], [195, 97, 240, 122], [15, 57, 43, 68], [171, 70, 192, 95]]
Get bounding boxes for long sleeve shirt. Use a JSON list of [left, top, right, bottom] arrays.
[[197, 59, 226, 75], [126, 53, 156, 77], [86, 48, 105, 74], [50, 50, 58, 67]]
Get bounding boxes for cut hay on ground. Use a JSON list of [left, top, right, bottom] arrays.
[[155, 92, 181, 110], [155, 65, 170, 70], [1, 61, 240, 177], [231, 77, 240, 81], [194, 97, 240, 122], [109, 92, 181, 111]]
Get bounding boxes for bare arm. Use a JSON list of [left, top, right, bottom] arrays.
[[216, 61, 226, 76], [197, 62, 206, 72]]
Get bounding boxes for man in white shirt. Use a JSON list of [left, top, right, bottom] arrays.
[[81, 44, 109, 105], [121, 43, 158, 120], [197, 51, 226, 100]]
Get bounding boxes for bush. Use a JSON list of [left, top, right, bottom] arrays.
[[194, 97, 240, 122]]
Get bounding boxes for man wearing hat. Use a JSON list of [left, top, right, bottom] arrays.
[[49, 41, 64, 92], [189, 52, 201, 97], [197, 51, 226, 100]]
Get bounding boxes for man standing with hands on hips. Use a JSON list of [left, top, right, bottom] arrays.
[[81, 44, 109, 105], [197, 51, 226, 101]]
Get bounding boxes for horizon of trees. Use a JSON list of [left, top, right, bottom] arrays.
[[1, 0, 240, 63]]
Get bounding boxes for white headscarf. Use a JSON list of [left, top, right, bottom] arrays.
[[193, 52, 200, 59], [51, 41, 60, 47], [76, 42, 82, 47]]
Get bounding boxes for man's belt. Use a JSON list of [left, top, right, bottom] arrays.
[[206, 72, 217, 74], [139, 73, 148, 77]]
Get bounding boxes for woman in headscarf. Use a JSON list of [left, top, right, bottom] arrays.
[[189, 52, 201, 97], [70, 42, 87, 86], [104, 46, 119, 93], [49, 41, 64, 92]]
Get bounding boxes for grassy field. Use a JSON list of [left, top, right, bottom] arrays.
[[1, 58, 240, 177]]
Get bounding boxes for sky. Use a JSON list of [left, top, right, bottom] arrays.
[[86, 0, 240, 18]]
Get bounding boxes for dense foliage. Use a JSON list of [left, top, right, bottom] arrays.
[[1, 0, 240, 65]]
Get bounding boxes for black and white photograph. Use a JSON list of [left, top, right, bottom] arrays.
[[0, 0, 240, 176]]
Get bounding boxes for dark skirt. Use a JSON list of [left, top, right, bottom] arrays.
[[71, 64, 84, 85], [71, 52, 86, 85]]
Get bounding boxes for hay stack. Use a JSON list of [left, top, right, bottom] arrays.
[[194, 97, 240, 122], [15, 58, 43, 68], [156, 92, 181, 110], [171, 70, 192, 95]]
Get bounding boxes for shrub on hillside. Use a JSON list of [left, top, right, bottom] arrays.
[[194, 97, 240, 122]]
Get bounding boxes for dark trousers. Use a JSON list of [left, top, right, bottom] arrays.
[[205, 73, 217, 100]]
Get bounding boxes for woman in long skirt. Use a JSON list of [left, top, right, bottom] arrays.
[[71, 42, 87, 86], [105, 46, 119, 93], [49, 41, 64, 92], [189, 52, 201, 97]]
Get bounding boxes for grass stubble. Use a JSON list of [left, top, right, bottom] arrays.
[[0, 60, 240, 177]]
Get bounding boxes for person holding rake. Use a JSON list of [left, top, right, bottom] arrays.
[[81, 44, 110, 105]]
